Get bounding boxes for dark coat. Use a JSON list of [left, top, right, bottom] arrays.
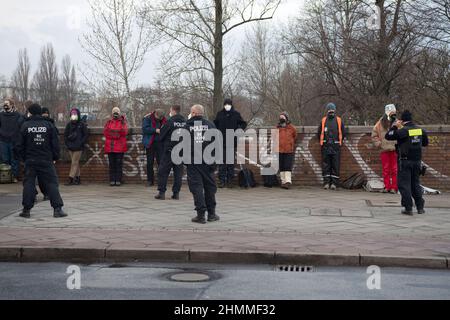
[[0, 111, 25, 143], [159, 113, 186, 152], [142, 112, 167, 149], [214, 107, 247, 149], [14, 115, 60, 163], [64, 110, 89, 151]]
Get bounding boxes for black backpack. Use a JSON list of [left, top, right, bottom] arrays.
[[341, 173, 367, 190], [238, 166, 257, 188]]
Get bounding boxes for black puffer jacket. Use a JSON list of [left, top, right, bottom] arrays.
[[214, 107, 247, 149], [64, 109, 89, 151]]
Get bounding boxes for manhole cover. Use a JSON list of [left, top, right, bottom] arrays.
[[169, 272, 211, 282]]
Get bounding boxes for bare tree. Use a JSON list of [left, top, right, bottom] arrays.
[[141, 0, 281, 116], [32, 43, 59, 112], [12, 48, 31, 102], [80, 0, 152, 126], [60, 55, 78, 112]]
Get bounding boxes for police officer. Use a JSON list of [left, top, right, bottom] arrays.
[[155, 105, 186, 200], [385, 110, 428, 215], [184, 104, 220, 224], [14, 103, 67, 218], [317, 103, 346, 190]]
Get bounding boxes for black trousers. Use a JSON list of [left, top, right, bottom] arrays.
[[322, 146, 341, 186], [219, 149, 236, 183], [398, 160, 424, 211], [187, 164, 217, 214], [146, 144, 161, 183], [279, 153, 294, 172], [157, 150, 184, 194], [108, 153, 124, 183], [23, 160, 63, 210]]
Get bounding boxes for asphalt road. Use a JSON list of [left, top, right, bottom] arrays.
[[0, 262, 449, 300]]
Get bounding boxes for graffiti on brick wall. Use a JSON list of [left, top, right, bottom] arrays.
[[82, 133, 450, 183]]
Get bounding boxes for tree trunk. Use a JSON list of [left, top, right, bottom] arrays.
[[213, 0, 224, 118]]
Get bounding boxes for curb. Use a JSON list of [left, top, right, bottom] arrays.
[[0, 246, 448, 269]]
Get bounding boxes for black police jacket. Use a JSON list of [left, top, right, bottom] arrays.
[[184, 116, 217, 165], [15, 115, 61, 163], [385, 122, 428, 161], [159, 113, 186, 152]]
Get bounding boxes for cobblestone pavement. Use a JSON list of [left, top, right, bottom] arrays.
[[0, 184, 449, 259]]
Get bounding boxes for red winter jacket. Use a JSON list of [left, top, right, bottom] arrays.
[[104, 116, 128, 154]]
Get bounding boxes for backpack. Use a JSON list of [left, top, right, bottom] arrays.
[[341, 173, 367, 190], [238, 166, 256, 188]]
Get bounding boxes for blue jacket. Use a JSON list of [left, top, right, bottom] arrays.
[[141, 112, 167, 149]]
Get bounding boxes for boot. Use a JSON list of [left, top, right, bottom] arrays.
[[54, 207, 68, 218], [218, 181, 226, 188], [401, 208, 413, 216], [171, 193, 180, 200], [20, 208, 31, 219], [207, 210, 220, 222], [191, 211, 206, 224], [65, 177, 75, 186], [155, 192, 165, 200], [417, 208, 426, 214], [285, 172, 292, 189], [74, 176, 81, 185]]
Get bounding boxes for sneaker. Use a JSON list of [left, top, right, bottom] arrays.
[[191, 215, 206, 224], [115, 182, 121, 186], [323, 184, 330, 190], [13, 178, 18, 183], [171, 193, 180, 200], [389, 189, 397, 194], [19, 209, 31, 219], [155, 192, 165, 200], [110, 182, 116, 187], [382, 188, 389, 193], [330, 184, 337, 190], [53, 207, 68, 218], [281, 183, 289, 189]]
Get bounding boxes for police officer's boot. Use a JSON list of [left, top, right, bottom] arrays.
[[171, 193, 179, 200], [401, 208, 413, 216], [20, 208, 31, 219], [207, 209, 220, 222], [417, 208, 426, 214], [54, 207, 68, 218], [191, 211, 206, 224], [155, 192, 165, 200]]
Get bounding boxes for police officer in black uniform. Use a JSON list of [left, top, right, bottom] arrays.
[[184, 104, 220, 224], [385, 110, 428, 215], [155, 105, 186, 200], [14, 103, 67, 218]]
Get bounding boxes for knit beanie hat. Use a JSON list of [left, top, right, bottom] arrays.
[[385, 104, 396, 116], [112, 107, 121, 115], [326, 103, 337, 112]]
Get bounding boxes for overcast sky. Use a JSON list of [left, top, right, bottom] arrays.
[[0, 0, 303, 86]]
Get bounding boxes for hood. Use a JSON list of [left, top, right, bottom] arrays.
[[70, 108, 81, 122]]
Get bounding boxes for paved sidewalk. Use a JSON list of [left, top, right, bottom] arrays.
[[0, 184, 449, 268]]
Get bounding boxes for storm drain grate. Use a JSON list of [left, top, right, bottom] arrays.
[[275, 265, 314, 272]]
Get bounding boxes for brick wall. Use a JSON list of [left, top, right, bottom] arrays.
[[55, 126, 450, 190]]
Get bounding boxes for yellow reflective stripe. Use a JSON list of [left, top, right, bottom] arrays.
[[408, 129, 422, 136]]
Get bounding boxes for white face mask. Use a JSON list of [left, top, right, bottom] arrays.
[[70, 114, 78, 121], [224, 104, 232, 112], [188, 113, 192, 120]]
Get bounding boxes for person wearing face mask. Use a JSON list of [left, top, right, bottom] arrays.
[[64, 108, 89, 186], [155, 105, 186, 200], [0, 98, 24, 183], [372, 104, 398, 194], [276, 112, 297, 189], [214, 98, 247, 188], [385, 110, 428, 215], [104, 107, 128, 186], [317, 103, 346, 190], [142, 108, 167, 187]]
